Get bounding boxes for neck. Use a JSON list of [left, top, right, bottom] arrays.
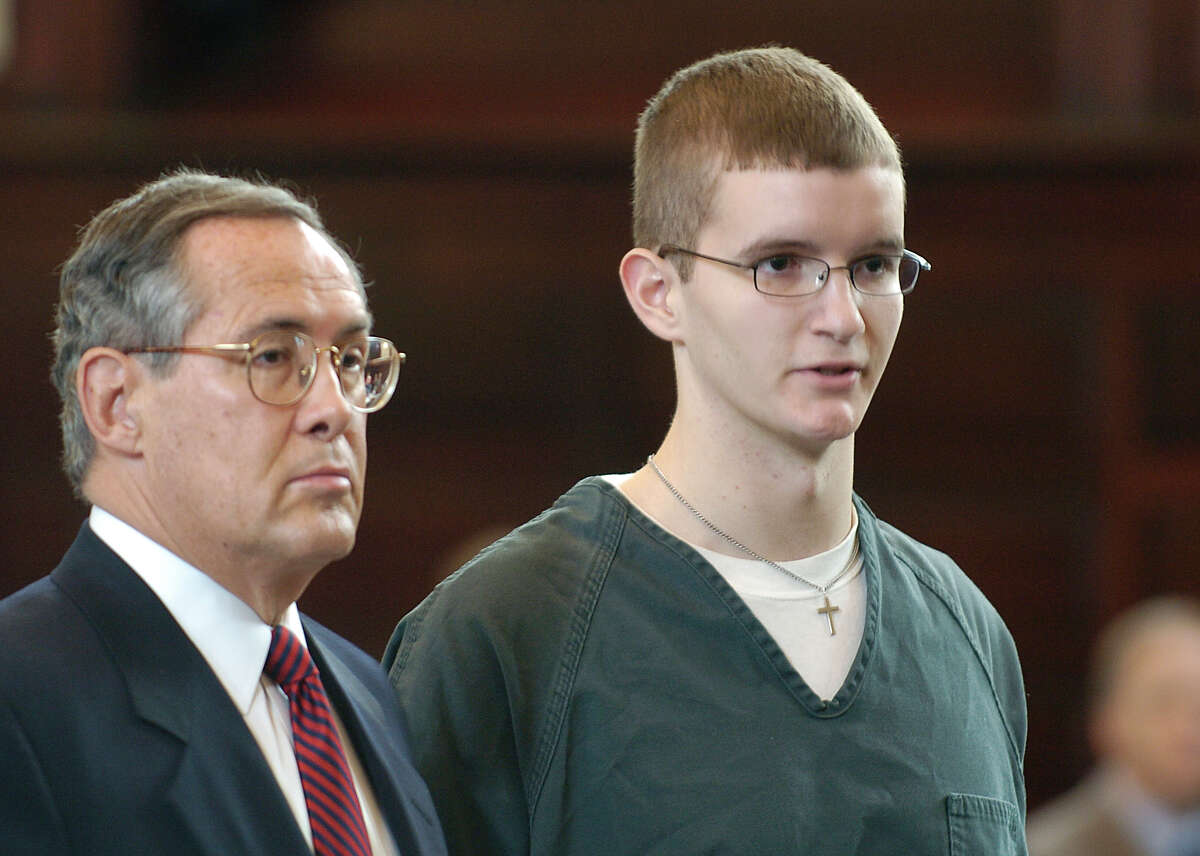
[[623, 423, 855, 561], [198, 561, 313, 626], [87, 476, 315, 625]]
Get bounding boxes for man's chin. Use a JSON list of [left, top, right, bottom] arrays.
[[284, 510, 360, 565], [785, 418, 859, 454]]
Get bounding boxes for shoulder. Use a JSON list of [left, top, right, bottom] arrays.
[[861, 497, 1014, 649], [0, 545, 135, 817], [1026, 777, 1128, 856], [0, 522, 122, 651], [0, 576, 78, 705], [448, 476, 625, 586], [383, 478, 631, 847], [857, 495, 1028, 756], [0, 531, 110, 690], [383, 476, 638, 737], [0, 524, 101, 639], [0, 575, 67, 638], [0, 523, 183, 694], [389, 477, 627, 665]]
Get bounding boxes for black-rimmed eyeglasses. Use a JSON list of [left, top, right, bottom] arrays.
[[657, 245, 930, 297], [125, 330, 405, 413]]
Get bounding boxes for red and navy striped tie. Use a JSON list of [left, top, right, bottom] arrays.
[[264, 626, 373, 856]]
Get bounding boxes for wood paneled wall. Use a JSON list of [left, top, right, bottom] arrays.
[[1, 0, 1198, 812]]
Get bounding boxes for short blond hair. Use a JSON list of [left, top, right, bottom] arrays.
[[633, 47, 902, 277]]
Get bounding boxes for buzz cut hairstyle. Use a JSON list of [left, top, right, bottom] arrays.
[[632, 46, 903, 278]]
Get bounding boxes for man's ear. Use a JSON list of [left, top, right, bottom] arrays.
[[76, 347, 145, 458], [619, 247, 683, 343]]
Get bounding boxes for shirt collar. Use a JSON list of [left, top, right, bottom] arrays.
[[88, 505, 305, 715], [1103, 766, 1200, 856]]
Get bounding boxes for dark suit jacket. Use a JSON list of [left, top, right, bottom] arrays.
[[0, 523, 447, 856]]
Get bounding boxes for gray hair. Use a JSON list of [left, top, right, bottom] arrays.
[[52, 168, 363, 496]]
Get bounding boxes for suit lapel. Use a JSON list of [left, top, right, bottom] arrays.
[[306, 619, 444, 854], [52, 525, 310, 855]]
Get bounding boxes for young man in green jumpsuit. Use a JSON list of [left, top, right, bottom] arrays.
[[385, 46, 1028, 855]]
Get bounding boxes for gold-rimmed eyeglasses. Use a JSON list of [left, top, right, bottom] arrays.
[[125, 330, 405, 413], [657, 245, 930, 297]]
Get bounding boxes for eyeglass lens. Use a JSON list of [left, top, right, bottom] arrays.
[[248, 331, 398, 410], [755, 253, 921, 296]]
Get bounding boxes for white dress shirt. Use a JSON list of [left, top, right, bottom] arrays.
[[89, 506, 399, 856], [1106, 767, 1200, 856]]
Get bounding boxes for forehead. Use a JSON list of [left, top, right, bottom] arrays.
[[1106, 624, 1200, 710], [701, 165, 905, 250], [1120, 623, 1200, 680], [179, 216, 368, 335]]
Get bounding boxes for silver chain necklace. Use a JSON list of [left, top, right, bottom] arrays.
[[646, 454, 858, 636]]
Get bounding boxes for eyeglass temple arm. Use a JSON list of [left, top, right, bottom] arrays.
[[905, 250, 932, 272], [655, 245, 753, 272], [124, 344, 251, 355]]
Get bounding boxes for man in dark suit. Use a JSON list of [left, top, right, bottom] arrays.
[[0, 170, 447, 856]]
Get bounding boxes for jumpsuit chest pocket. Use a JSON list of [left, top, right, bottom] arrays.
[[946, 793, 1025, 855]]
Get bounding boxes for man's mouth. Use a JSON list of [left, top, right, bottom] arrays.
[[807, 363, 861, 376]]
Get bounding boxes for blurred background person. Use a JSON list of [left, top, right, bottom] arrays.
[[1028, 596, 1200, 856]]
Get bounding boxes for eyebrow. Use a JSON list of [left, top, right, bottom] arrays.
[[735, 237, 820, 260], [236, 316, 373, 343], [736, 235, 905, 260]]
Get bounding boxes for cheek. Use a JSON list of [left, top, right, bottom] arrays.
[[346, 418, 369, 485], [352, 426, 368, 474], [200, 411, 295, 488], [159, 372, 246, 447], [868, 304, 903, 359]]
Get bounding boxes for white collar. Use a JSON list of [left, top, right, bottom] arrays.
[[88, 505, 305, 715], [1102, 766, 1200, 856]]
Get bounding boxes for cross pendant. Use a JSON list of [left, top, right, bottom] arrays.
[[817, 595, 840, 636]]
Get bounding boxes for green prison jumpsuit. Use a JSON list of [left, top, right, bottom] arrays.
[[385, 478, 1028, 855]]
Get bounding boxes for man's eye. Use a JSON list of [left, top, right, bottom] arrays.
[[253, 348, 291, 366], [858, 256, 894, 276], [339, 343, 368, 371], [761, 255, 796, 274]]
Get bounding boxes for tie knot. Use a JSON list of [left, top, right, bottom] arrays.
[[264, 625, 316, 691]]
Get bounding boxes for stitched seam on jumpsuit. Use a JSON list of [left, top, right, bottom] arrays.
[[526, 486, 624, 816], [389, 582, 442, 677], [897, 552, 1023, 765]]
